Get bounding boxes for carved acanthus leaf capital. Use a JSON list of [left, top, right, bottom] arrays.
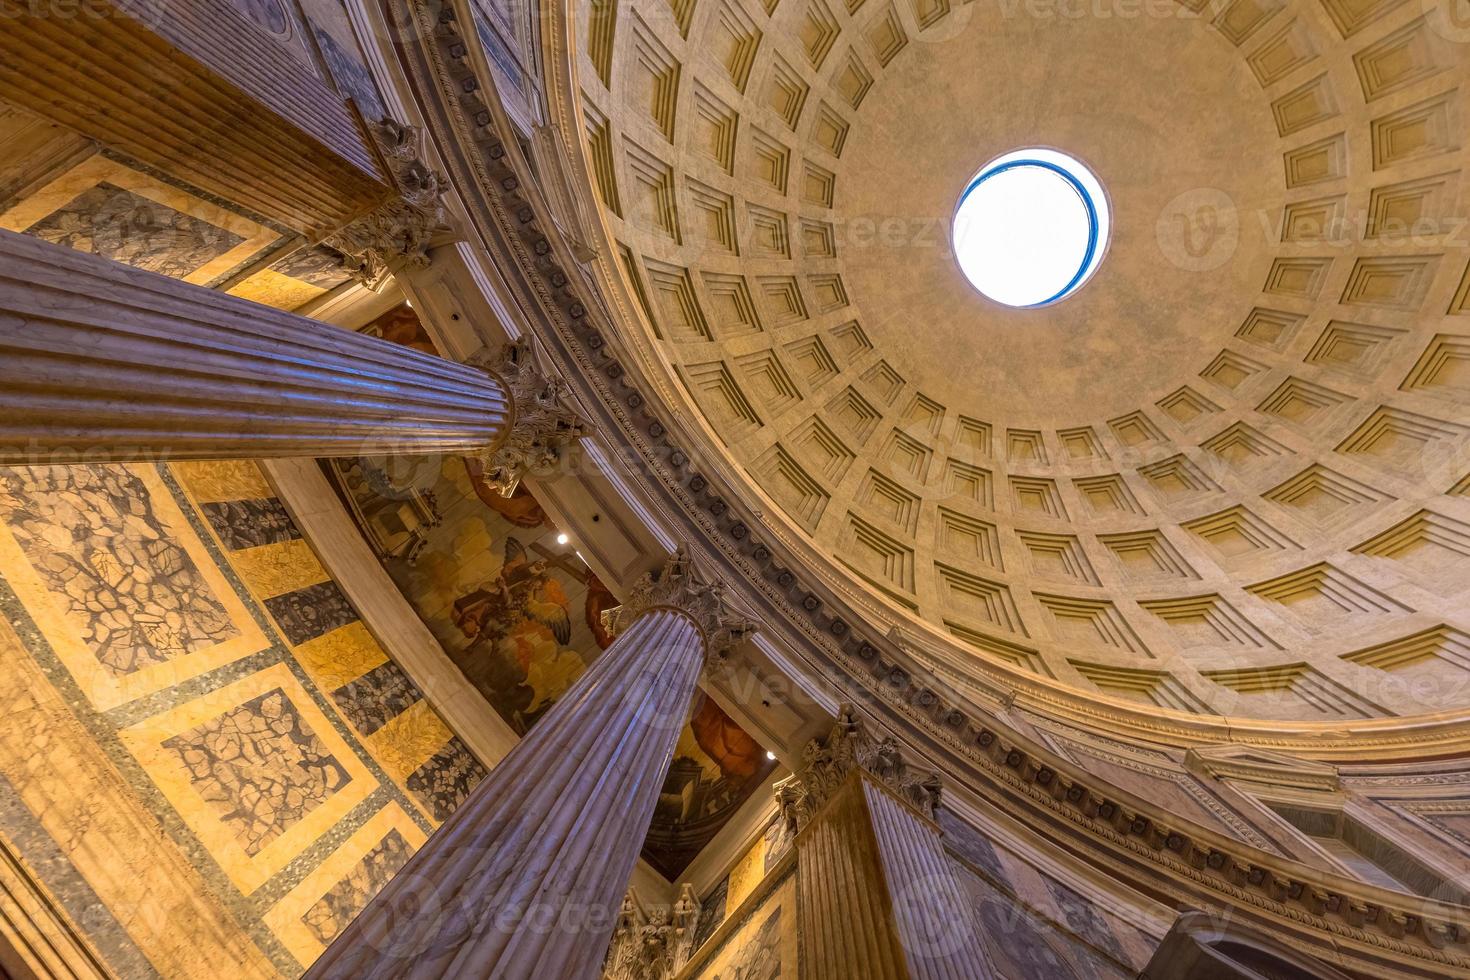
[[601, 884, 700, 980], [326, 117, 455, 288], [602, 547, 759, 661], [777, 704, 942, 833], [472, 337, 588, 496]]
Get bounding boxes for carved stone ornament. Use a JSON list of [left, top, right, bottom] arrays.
[[601, 547, 759, 661], [472, 337, 588, 496], [326, 117, 454, 288], [602, 884, 700, 980], [776, 704, 942, 833]]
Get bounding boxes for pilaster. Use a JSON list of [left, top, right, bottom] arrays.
[[780, 706, 996, 980]]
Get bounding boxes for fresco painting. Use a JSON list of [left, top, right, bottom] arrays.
[[340, 433, 774, 876]]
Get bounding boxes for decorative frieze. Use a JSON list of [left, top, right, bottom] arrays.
[[602, 885, 700, 980], [472, 337, 590, 496], [603, 548, 759, 662]]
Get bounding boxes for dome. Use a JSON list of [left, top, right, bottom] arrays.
[[575, 0, 1470, 726], [2, 1, 1469, 976]]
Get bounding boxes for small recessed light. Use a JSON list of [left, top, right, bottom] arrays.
[[765, 750, 777, 761], [556, 533, 570, 545]]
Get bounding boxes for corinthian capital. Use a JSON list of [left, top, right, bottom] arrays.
[[603, 548, 759, 661], [601, 885, 700, 980], [326, 117, 455, 288], [776, 704, 941, 833], [473, 337, 588, 496]]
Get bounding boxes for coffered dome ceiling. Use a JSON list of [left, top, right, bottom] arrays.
[[571, 0, 1470, 723]]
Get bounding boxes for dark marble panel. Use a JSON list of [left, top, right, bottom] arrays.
[[161, 687, 352, 857], [24, 182, 244, 277], [406, 737, 487, 821], [331, 660, 421, 737], [763, 815, 794, 873], [938, 807, 1007, 883], [229, 0, 289, 35], [692, 875, 728, 952], [309, 26, 386, 121], [264, 580, 358, 646], [1044, 875, 1128, 963], [717, 905, 782, 978], [270, 244, 355, 290], [975, 894, 1087, 980], [475, 15, 526, 93], [301, 827, 413, 946], [199, 498, 301, 552], [954, 860, 1135, 980]]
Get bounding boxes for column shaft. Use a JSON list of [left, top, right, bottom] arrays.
[[863, 780, 996, 980], [798, 778, 910, 980], [0, 1, 388, 234], [797, 773, 996, 980], [0, 230, 509, 462], [305, 608, 706, 980]]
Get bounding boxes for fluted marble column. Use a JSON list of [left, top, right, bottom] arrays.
[[780, 707, 997, 980], [0, 0, 389, 234], [0, 230, 584, 471], [306, 550, 756, 980]]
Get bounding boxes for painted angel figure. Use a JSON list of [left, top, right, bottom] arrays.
[[452, 535, 572, 650]]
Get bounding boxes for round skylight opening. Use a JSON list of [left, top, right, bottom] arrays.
[[952, 148, 1109, 308]]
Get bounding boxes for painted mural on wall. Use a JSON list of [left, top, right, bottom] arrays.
[[645, 693, 776, 878], [0, 459, 483, 977], [339, 444, 775, 877], [337, 451, 592, 734]]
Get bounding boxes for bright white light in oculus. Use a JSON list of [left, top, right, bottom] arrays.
[[952, 149, 1109, 308]]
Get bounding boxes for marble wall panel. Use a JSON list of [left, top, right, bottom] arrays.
[[0, 459, 489, 976]]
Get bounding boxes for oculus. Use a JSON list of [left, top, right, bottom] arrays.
[[952, 148, 1109, 308]]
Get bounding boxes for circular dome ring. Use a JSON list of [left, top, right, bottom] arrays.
[[952, 149, 1109, 308]]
